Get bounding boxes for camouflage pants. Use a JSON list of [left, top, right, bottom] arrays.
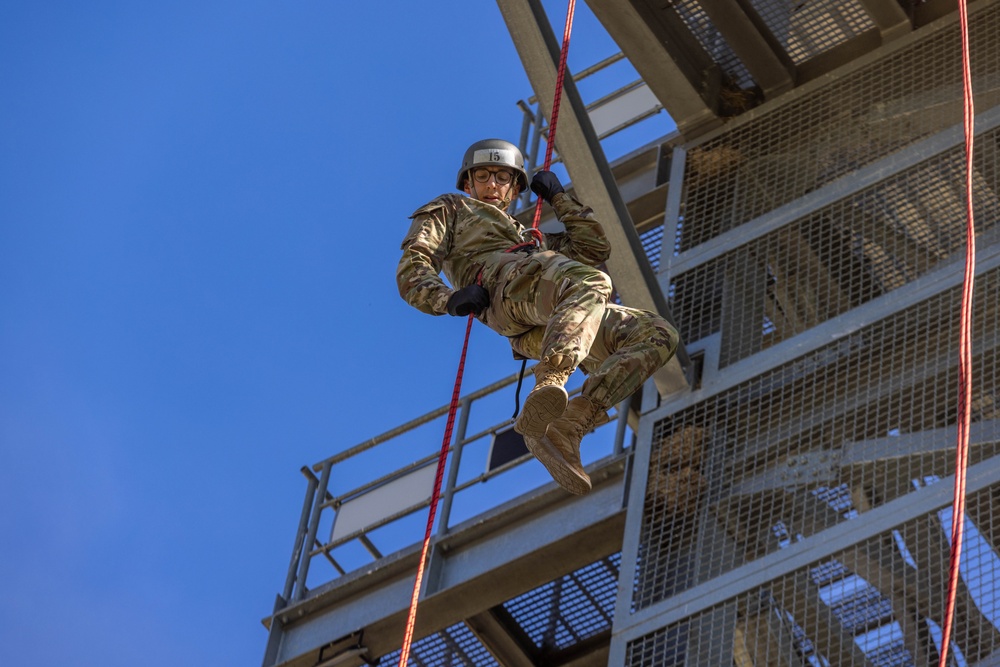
[[482, 250, 679, 409]]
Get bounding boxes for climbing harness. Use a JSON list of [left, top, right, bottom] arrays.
[[396, 3, 578, 666], [938, 1, 977, 664]]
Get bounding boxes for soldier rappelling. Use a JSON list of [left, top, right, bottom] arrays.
[[397, 139, 679, 494]]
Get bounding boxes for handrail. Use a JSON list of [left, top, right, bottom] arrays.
[[514, 50, 665, 212], [524, 51, 627, 105], [312, 368, 524, 471], [280, 373, 634, 605]]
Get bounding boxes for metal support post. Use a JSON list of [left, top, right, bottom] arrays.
[[293, 461, 332, 601], [282, 466, 320, 603], [613, 395, 632, 456]]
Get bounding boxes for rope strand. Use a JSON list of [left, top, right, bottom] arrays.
[[397, 313, 473, 666], [531, 0, 577, 231], [396, 3, 578, 665], [937, 0, 976, 664]]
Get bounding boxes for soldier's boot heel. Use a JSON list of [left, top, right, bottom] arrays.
[[522, 432, 592, 496], [514, 385, 568, 439]]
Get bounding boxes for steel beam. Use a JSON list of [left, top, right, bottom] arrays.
[[465, 609, 537, 667], [728, 421, 1000, 497], [497, 0, 690, 395], [696, 0, 793, 98], [585, 0, 721, 139], [856, 0, 912, 42]]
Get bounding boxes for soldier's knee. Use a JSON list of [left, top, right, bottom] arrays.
[[509, 326, 545, 360], [581, 266, 612, 298], [650, 317, 680, 364], [558, 262, 612, 302]]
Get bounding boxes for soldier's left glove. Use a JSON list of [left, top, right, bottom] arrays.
[[446, 285, 490, 317], [530, 170, 565, 204]]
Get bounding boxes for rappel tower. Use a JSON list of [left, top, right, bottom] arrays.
[[263, 1, 1000, 665]]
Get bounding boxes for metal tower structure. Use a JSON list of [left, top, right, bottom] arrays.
[[262, 1, 1000, 665]]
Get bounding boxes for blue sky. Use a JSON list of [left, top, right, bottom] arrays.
[[0, 3, 673, 666]]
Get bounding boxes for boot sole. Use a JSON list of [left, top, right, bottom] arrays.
[[523, 434, 592, 496], [514, 385, 568, 439]]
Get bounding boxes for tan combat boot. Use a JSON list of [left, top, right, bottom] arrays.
[[513, 360, 573, 439], [540, 396, 610, 494], [521, 432, 592, 496]]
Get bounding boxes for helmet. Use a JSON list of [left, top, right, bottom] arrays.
[[456, 139, 528, 191]]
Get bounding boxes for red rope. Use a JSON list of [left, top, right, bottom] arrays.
[[397, 313, 473, 667], [396, 5, 578, 664], [531, 0, 577, 231], [938, 1, 976, 664]]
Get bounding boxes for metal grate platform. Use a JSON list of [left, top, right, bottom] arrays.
[[373, 553, 623, 666], [502, 552, 621, 654], [748, 0, 875, 65], [376, 623, 500, 667], [266, 4, 1000, 666], [673, 7, 1000, 250]]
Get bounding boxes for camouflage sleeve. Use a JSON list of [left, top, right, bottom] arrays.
[[396, 197, 455, 316], [541, 192, 612, 265]]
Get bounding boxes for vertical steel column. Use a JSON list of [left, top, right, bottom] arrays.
[[282, 466, 320, 603], [659, 144, 687, 286], [530, 104, 544, 173], [613, 395, 632, 456], [293, 461, 332, 601], [518, 101, 533, 160], [516, 101, 536, 212]]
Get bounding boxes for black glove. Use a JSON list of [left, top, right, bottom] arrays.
[[446, 285, 490, 317], [530, 170, 565, 203]]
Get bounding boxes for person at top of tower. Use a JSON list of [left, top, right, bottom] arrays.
[[397, 138, 679, 495]]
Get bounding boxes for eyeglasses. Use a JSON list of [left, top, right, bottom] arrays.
[[472, 167, 515, 185]]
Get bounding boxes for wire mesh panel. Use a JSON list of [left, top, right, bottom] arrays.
[[376, 623, 500, 667], [636, 264, 1000, 615], [618, 5, 1000, 667], [669, 128, 1000, 364], [502, 552, 621, 653], [626, 495, 1000, 666], [747, 0, 875, 65], [374, 554, 622, 665], [670, 0, 755, 90], [674, 8, 1000, 251], [640, 224, 665, 272]]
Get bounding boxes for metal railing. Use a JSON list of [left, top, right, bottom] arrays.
[[278, 367, 634, 605]]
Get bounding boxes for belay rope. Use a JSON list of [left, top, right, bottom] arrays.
[[939, 0, 977, 664], [396, 2, 578, 665]]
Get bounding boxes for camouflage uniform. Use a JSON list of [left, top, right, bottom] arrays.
[[397, 191, 678, 410]]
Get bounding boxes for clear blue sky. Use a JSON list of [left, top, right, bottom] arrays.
[[0, 3, 673, 666]]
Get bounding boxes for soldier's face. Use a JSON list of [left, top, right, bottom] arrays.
[[464, 168, 519, 209]]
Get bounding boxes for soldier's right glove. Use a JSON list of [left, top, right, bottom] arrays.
[[530, 170, 565, 204], [446, 285, 490, 317]]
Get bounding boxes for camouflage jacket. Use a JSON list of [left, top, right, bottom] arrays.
[[397, 192, 611, 315]]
